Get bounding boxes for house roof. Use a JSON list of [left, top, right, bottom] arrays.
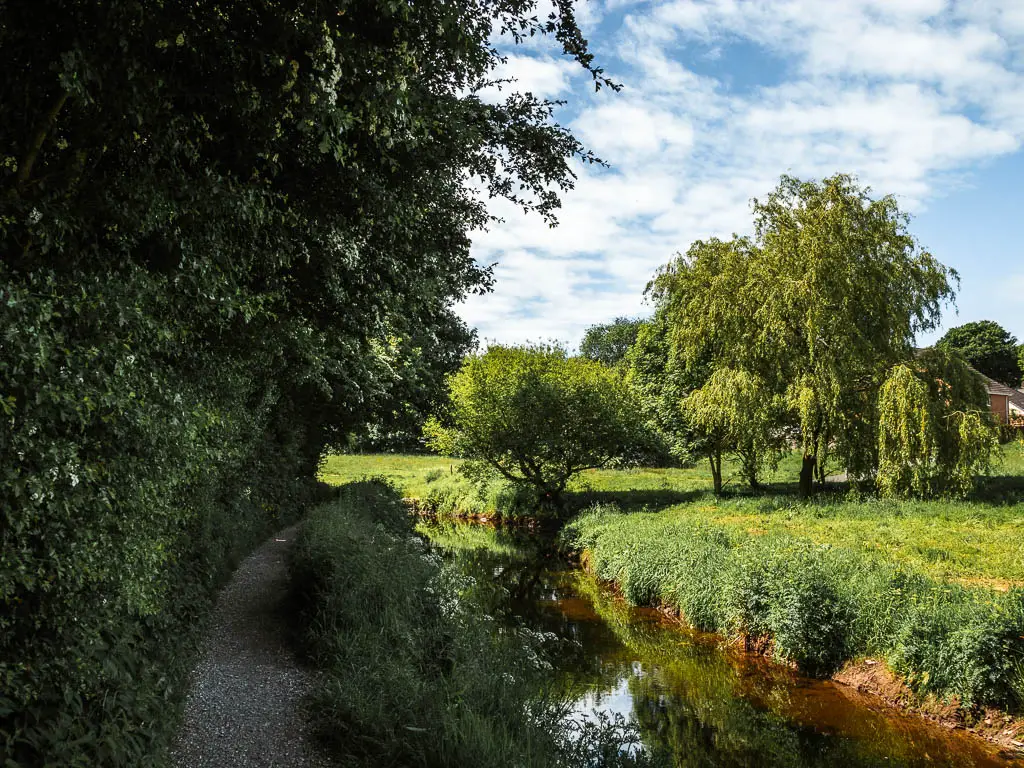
[[978, 372, 1024, 411]]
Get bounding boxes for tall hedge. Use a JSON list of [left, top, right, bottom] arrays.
[[0, 1, 603, 764]]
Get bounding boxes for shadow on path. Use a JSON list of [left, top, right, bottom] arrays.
[[173, 525, 329, 768]]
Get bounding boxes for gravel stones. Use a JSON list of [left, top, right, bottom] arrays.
[[173, 526, 330, 768]]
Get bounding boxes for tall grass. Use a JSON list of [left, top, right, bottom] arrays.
[[288, 480, 664, 767], [563, 505, 1024, 709]]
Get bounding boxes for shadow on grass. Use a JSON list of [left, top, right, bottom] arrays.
[[565, 488, 711, 514], [970, 473, 1024, 505], [563, 478, 867, 516]]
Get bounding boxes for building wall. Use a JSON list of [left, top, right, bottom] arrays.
[[990, 393, 1009, 423]]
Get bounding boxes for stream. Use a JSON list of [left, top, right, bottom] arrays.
[[421, 520, 1021, 768]]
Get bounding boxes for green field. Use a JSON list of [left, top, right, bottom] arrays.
[[321, 446, 1024, 585]]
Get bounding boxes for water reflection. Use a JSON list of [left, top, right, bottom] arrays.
[[420, 521, 1018, 768]]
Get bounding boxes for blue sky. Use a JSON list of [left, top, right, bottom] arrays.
[[458, 0, 1024, 349]]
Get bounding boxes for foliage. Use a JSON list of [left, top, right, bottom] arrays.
[[288, 481, 662, 768], [622, 311, 705, 467], [0, 0, 607, 762], [425, 345, 646, 511], [564, 505, 1024, 706], [937, 320, 1022, 388], [580, 316, 646, 367], [651, 174, 957, 495], [682, 367, 786, 492], [877, 348, 999, 498]]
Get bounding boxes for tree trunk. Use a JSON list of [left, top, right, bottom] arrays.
[[709, 451, 723, 495], [799, 453, 816, 497], [539, 484, 566, 519]]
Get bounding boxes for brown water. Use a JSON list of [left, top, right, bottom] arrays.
[[424, 522, 1022, 768]]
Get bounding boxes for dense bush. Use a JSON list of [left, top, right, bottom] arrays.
[[288, 481, 661, 768], [564, 505, 1024, 707], [425, 344, 648, 513]]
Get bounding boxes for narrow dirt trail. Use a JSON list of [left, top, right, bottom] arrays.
[[173, 525, 330, 768]]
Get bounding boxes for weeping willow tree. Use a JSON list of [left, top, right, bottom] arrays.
[[682, 368, 785, 493], [877, 348, 998, 498], [651, 174, 957, 495]]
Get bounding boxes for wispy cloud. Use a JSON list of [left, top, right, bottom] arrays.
[[464, 0, 1024, 348]]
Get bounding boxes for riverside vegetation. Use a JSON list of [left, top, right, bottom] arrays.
[[287, 480, 662, 767], [321, 447, 1024, 721], [7, 1, 1022, 764]]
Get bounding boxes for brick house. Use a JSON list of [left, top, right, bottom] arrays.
[[978, 373, 1024, 424]]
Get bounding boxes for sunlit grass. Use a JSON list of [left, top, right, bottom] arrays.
[[320, 444, 1024, 583]]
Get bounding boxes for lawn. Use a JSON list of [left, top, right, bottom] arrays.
[[320, 446, 1024, 585]]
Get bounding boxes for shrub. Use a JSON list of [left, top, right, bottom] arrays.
[[425, 344, 648, 514]]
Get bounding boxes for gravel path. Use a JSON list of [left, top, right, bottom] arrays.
[[173, 525, 331, 768]]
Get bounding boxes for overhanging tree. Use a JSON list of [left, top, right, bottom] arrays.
[[1, 1, 610, 762], [424, 345, 644, 511], [651, 174, 958, 495], [681, 368, 785, 493]]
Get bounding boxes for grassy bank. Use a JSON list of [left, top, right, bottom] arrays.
[[322, 448, 1024, 583], [563, 504, 1024, 710], [320, 449, 1024, 713], [287, 480, 660, 768], [319, 452, 784, 520]]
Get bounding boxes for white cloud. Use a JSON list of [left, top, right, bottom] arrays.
[[477, 54, 579, 103], [462, 0, 1024, 347], [575, 101, 696, 160]]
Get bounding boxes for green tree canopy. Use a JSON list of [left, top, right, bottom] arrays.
[[651, 174, 958, 495], [877, 348, 998, 498], [425, 345, 644, 511], [580, 316, 645, 366], [622, 311, 703, 466], [936, 321, 1022, 387]]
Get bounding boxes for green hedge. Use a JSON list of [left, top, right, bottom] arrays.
[[0, 265, 331, 766], [288, 481, 662, 768], [0, 0, 612, 764], [563, 505, 1024, 709]]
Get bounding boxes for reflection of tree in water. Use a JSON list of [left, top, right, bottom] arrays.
[[432, 525, 548, 613], [429, 523, 631, 697], [425, 525, 1001, 768], [628, 668, 894, 768]]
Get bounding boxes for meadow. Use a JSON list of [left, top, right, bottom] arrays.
[[320, 445, 1024, 585]]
